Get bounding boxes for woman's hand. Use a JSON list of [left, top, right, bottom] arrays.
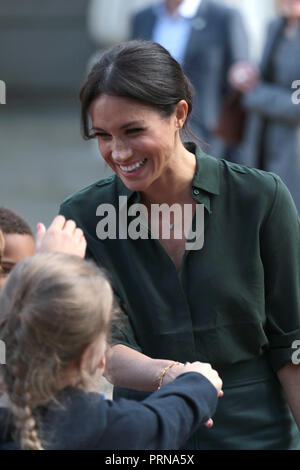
[[35, 215, 86, 258], [228, 61, 260, 93]]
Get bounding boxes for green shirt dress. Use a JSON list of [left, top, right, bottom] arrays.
[[60, 144, 300, 449]]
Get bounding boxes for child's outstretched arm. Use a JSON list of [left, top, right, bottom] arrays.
[[41, 369, 221, 450], [102, 371, 220, 450]]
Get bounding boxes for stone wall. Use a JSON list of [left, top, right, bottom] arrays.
[[0, 0, 94, 101]]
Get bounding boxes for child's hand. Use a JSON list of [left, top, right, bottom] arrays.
[[180, 362, 223, 429], [180, 361, 223, 396], [163, 361, 223, 396], [162, 360, 223, 428], [35, 215, 86, 258]]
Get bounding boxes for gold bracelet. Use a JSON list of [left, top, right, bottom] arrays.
[[157, 362, 181, 390]]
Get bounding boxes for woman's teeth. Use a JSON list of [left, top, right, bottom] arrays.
[[120, 158, 147, 172]]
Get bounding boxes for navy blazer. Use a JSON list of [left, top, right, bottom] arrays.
[[130, 0, 249, 157]]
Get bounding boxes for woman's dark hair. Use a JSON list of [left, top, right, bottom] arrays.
[[80, 40, 195, 140]]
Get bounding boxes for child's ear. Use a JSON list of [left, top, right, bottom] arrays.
[[97, 354, 106, 374], [80, 343, 93, 371], [80, 338, 107, 375]]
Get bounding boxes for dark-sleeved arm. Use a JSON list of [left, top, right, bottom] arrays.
[[261, 174, 300, 371], [111, 294, 142, 353], [101, 372, 218, 450], [243, 82, 300, 124], [242, 17, 300, 124], [43, 373, 218, 450]]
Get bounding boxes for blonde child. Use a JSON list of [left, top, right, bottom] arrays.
[[0, 252, 222, 450]]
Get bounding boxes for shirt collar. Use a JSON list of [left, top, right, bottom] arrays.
[[188, 142, 220, 213], [116, 142, 220, 214], [179, 0, 202, 18], [154, 0, 202, 19]]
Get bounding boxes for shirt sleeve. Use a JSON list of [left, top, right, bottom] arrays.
[[243, 82, 300, 124], [261, 174, 300, 371], [110, 293, 142, 353]]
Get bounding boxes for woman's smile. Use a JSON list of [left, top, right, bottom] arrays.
[[119, 158, 148, 174]]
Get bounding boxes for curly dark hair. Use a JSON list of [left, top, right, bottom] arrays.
[[0, 207, 33, 236]]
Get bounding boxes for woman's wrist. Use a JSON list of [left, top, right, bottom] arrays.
[[106, 346, 185, 392], [156, 362, 181, 390], [155, 361, 185, 390]]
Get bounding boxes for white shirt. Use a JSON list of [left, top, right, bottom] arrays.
[[179, 0, 202, 18], [152, 0, 202, 65]]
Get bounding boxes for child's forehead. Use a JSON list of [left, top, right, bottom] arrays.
[[2, 232, 35, 264]]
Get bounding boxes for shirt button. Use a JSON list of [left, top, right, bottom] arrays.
[[193, 189, 200, 195]]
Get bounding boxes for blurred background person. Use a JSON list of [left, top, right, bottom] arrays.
[[129, 0, 249, 160], [229, 0, 300, 213]]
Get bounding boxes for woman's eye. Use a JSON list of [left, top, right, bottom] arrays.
[[90, 128, 144, 139], [127, 128, 143, 134]]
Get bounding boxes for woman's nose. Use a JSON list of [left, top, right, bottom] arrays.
[[111, 144, 133, 162]]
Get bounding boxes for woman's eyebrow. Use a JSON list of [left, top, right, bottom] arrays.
[[120, 120, 145, 130], [92, 120, 146, 132], [91, 126, 108, 132]]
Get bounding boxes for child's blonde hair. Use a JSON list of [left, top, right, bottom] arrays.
[[0, 252, 114, 450]]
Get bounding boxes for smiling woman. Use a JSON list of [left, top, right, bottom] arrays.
[[81, 41, 196, 196], [60, 40, 300, 450]]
